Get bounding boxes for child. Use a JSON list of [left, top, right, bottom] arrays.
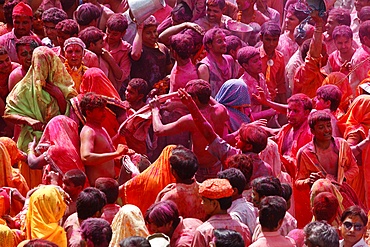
[[104, 13, 131, 96], [250, 196, 295, 247], [95, 177, 120, 224], [61, 169, 87, 224]]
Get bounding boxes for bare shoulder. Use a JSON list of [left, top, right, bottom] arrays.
[[80, 125, 96, 138], [211, 103, 228, 118]]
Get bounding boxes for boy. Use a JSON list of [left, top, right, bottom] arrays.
[[250, 196, 295, 247], [95, 177, 120, 224], [41, 7, 67, 47], [191, 178, 251, 246], [104, 13, 131, 95], [61, 169, 87, 225], [260, 21, 286, 103], [130, 15, 172, 91], [194, 0, 231, 31], [295, 110, 359, 227]]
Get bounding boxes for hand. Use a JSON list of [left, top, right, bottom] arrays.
[[149, 96, 161, 109], [308, 172, 325, 186], [310, 10, 325, 25], [252, 86, 268, 105], [340, 61, 352, 72], [43, 83, 64, 99], [27, 118, 44, 131], [178, 88, 194, 107], [28, 136, 37, 153], [250, 119, 267, 127], [101, 48, 113, 61], [6, 187, 25, 203], [185, 22, 204, 35], [116, 144, 128, 156]]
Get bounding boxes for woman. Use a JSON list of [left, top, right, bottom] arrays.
[[25, 185, 68, 246], [109, 204, 149, 247], [4, 46, 77, 188]]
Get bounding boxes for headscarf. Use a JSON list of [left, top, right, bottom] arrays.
[[0, 137, 24, 166], [122, 145, 176, 214], [215, 79, 251, 132], [109, 204, 149, 247], [25, 185, 67, 246], [0, 225, 15, 247], [37, 115, 84, 175], [322, 72, 353, 115]]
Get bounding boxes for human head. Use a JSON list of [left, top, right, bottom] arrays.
[[80, 92, 107, 117], [169, 145, 198, 181], [106, 14, 128, 46], [119, 236, 151, 247], [339, 205, 367, 246], [95, 177, 119, 204], [287, 93, 312, 128], [142, 15, 159, 48], [359, 20, 370, 46], [55, 19, 79, 47], [312, 192, 339, 223], [203, 28, 226, 53], [332, 25, 353, 55], [24, 239, 59, 247], [64, 37, 86, 68], [355, 0, 370, 12], [359, 6, 370, 21], [170, 33, 194, 60], [171, 2, 192, 24], [217, 168, 246, 195], [315, 85, 342, 111], [308, 110, 331, 129], [237, 46, 261, 76], [285, 3, 309, 32], [281, 183, 292, 209], [326, 8, 351, 36], [251, 176, 282, 207], [144, 200, 180, 237], [125, 78, 149, 104], [308, 110, 332, 143], [199, 178, 233, 215], [259, 196, 287, 231], [260, 21, 281, 55], [225, 154, 253, 187], [247, 22, 261, 46], [185, 79, 211, 105], [212, 229, 244, 247], [4, 0, 21, 26], [78, 26, 104, 55], [15, 35, 39, 70], [12, 2, 33, 38], [304, 221, 339, 247], [206, 0, 225, 24], [76, 3, 101, 29], [62, 169, 86, 197], [41, 7, 67, 45], [81, 218, 112, 247], [237, 123, 268, 153], [76, 187, 107, 220], [183, 28, 204, 56], [225, 35, 243, 60], [0, 46, 11, 75]]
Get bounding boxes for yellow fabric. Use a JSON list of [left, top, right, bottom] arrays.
[[122, 145, 176, 214], [109, 204, 149, 247], [25, 185, 67, 246], [0, 225, 15, 247]]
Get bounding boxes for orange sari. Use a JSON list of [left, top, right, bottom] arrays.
[[120, 145, 176, 214]]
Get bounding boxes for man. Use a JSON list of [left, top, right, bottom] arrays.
[[79, 92, 127, 186], [0, 2, 39, 63], [151, 79, 228, 182], [198, 28, 239, 97], [295, 110, 358, 227], [194, 0, 231, 31], [233, 0, 269, 26], [191, 178, 251, 246], [0, 46, 19, 103], [41, 7, 67, 47], [8, 36, 39, 91], [303, 221, 339, 247]]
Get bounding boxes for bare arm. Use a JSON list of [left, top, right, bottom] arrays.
[[253, 86, 288, 114], [197, 64, 210, 82], [309, 10, 325, 59], [158, 22, 204, 46], [80, 127, 127, 166], [3, 114, 44, 131], [131, 25, 143, 61], [43, 83, 67, 114], [101, 49, 123, 87], [178, 88, 217, 144]]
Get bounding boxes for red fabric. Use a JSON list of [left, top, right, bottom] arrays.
[[12, 2, 33, 17]]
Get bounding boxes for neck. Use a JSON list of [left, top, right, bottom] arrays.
[[247, 71, 259, 80], [86, 119, 102, 128], [129, 101, 145, 111], [209, 51, 224, 63], [177, 57, 191, 66], [339, 48, 355, 60], [314, 138, 331, 150]]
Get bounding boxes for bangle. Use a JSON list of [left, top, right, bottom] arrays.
[[356, 145, 362, 153], [28, 148, 35, 155]]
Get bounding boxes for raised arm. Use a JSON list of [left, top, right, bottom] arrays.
[[159, 22, 204, 46], [309, 10, 325, 59], [130, 24, 143, 61], [178, 88, 217, 144]]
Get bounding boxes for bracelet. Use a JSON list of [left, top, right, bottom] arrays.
[[27, 148, 35, 155]]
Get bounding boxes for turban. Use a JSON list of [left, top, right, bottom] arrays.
[[12, 2, 33, 17], [199, 178, 233, 199], [64, 37, 86, 51]]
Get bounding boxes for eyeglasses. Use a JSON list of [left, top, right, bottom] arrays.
[[343, 221, 364, 231]]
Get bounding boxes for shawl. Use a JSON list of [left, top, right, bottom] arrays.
[[37, 115, 84, 175], [0, 141, 29, 216], [64, 61, 88, 94], [215, 79, 251, 132], [109, 204, 149, 247], [25, 185, 67, 246], [121, 145, 176, 214], [0, 225, 15, 247]]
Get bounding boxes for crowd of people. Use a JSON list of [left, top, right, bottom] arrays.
[[0, 0, 370, 246]]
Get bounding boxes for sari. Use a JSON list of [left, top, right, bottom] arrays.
[[0, 141, 29, 216], [120, 145, 176, 214], [215, 79, 251, 132], [37, 115, 84, 175], [109, 204, 149, 247], [73, 68, 122, 138], [25, 185, 67, 246], [0, 225, 15, 247], [322, 72, 353, 117], [338, 95, 370, 209], [5, 46, 77, 188]]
